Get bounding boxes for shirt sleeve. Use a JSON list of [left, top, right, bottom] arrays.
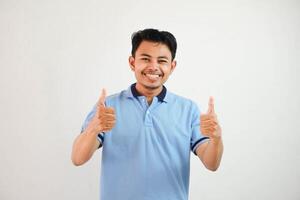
[[190, 102, 210, 155], [80, 104, 104, 148]]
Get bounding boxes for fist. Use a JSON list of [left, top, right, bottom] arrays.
[[86, 89, 116, 134], [200, 97, 222, 139]]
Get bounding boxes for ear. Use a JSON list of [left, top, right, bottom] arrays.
[[170, 60, 177, 74], [129, 56, 135, 71]]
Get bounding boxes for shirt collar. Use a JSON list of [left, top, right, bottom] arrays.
[[130, 83, 167, 102]]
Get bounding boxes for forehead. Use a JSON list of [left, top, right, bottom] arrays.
[[136, 41, 172, 59]]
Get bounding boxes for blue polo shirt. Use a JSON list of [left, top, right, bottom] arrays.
[[81, 83, 209, 200]]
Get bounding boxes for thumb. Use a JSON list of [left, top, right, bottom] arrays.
[[98, 88, 107, 108], [207, 96, 215, 114]]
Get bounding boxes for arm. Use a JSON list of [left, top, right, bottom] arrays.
[[71, 89, 116, 166], [196, 97, 223, 171], [71, 130, 101, 166], [196, 137, 223, 171]]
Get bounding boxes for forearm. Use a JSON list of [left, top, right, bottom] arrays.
[[201, 137, 223, 171], [71, 130, 101, 166]]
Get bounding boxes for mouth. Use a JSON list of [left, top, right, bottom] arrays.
[[142, 72, 163, 81]]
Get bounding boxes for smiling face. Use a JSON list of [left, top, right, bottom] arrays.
[[129, 40, 176, 95]]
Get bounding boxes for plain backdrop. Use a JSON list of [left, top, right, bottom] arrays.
[[1, 0, 299, 199]]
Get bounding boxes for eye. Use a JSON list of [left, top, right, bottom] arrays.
[[158, 60, 168, 64], [141, 57, 150, 62]]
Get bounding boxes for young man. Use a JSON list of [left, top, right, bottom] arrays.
[[71, 28, 223, 200]]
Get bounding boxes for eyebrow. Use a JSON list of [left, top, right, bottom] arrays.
[[140, 53, 169, 60]]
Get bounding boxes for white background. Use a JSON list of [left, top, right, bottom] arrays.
[[1, 0, 299, 199]]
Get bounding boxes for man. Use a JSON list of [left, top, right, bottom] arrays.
[[71, 28, 223, 200]]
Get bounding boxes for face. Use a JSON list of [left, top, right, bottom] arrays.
[[129, 40, 176, 93]]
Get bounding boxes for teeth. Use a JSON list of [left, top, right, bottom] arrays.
[[145, 73, 161, 80], [147, 74, 159, 78]]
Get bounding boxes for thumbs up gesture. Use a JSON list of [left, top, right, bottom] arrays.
[[86, 89, 116, 134], [200, 97, 222, 139]]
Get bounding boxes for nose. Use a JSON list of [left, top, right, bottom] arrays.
[[147, 60, 159, 70]]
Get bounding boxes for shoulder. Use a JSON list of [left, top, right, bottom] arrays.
[[167, 91, 199, 109], [104, 89, 129, 106], [165, 91, 202, 122], [166, 91, 201, 117]]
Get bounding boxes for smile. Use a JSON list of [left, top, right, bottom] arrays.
[[144, 72, 161, 77], [142, 73, 162, 81]]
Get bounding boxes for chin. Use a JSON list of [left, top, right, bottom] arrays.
[[142, 82, 162, 90], [145, 85, 161, 90]]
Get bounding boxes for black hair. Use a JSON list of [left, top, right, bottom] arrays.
[[131, 28, 177, 61]]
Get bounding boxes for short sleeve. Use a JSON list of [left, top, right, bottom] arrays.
[[190, 102, 210, 155], [80, 104, 104, 148]]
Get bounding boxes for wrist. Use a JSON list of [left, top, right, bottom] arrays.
[[210, 136, 222, 144], [85, 127, 99, 137]]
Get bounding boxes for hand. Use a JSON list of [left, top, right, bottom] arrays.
[[86, 89, 116, 134], [200, 97, 222, 139]]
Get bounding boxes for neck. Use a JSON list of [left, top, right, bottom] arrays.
[[135, 83, 163, 105]]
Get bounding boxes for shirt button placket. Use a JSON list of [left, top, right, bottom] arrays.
[[145, 109, 152, 126], [141, 97, 152, 126]]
